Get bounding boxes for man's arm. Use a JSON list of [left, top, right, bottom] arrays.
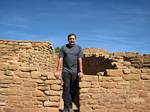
[[78, 58, 84, 78], [54, 58, 63, 79], [79, 58, 83, 73]]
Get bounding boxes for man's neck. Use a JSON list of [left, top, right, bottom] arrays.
[[68, 43, 75, 47]]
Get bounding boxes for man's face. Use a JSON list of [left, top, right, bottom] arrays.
[[68, 35, 76, 45]]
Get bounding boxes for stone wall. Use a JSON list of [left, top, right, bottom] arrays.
[[80, 69, 150, 112], [0, 40, 150, 112], [0, 40, 61, 112], [80, 49, 150, 112], [112, 52, 150, 68]]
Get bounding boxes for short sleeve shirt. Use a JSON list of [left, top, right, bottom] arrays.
[[59, 44, 83, 73]]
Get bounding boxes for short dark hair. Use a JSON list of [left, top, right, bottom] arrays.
[[67, 33, 77, 39]]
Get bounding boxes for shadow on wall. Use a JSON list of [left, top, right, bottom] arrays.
[[82, 55, 116, 75]]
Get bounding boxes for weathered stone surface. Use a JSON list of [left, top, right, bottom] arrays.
[[50, 84, 61, 91], [3, 107, 15, 112], [143, 80, 150, 88], [15, 71, 30, 78], [122, 74, 140, 81], [123, 69, 131, 74], [20, 67, 37, 72], [4, 70, 14, 76], [38, 86, 49, 91], [44, 90, 60, 96], [129, 97, 145, 104], [49, 96, 60, 102], [45, 107, 59, 112], [45, 80, 61, 85], [81, 75, 98, 82], [8, 65, 18, 71], [32, 90, 44, 97], [101, 82, 116, 88], [43, 101, 59, 107], [130, 69, 141, 74], [106, 69, 123, 77], [0, 63, 8, 70], [110, 77, 123, 82], [141, 73, 150, 80], [80, 105, 93, 112], [0, 79, 13, 84], [31, 71, 41, 79], [0, 102, 6, 106], [47, 72, 56, 79], [79, 82, 91, 88]]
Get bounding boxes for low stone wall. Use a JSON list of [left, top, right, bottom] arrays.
[[112, 52, 150, 68], [79, 68, 150, 112], [0, 40, 61, 112], [0, 40, 150, 112]]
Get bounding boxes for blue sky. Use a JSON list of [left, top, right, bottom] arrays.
[[0, 0, 150, 53]]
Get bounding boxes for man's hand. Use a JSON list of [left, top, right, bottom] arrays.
[[78, 72, 84, 79], [54, 71, 61, 79]]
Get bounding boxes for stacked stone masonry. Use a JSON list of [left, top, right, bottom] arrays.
[[0, 40, 150, 112], [0, 40, 60, 112]]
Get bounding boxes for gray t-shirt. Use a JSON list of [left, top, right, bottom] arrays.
[[59, 44, 83, 73]]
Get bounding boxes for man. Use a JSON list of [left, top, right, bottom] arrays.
[[54, 34, 84, 112]]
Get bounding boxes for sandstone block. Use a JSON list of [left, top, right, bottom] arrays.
[[0, 102, 6, 106], [141, 73, 150, 80], [0, 79, 13, 84], [37, 97, 49, 102], [80, 75, 98, 82], [20, 67, 37, 72], [8, 65, 18, 71], [3, 107, 15, 112], [101, 82, 116, 88], [49, 96, 60, 102], [31, 71, 41, 79], [44, 101, 59, 107], [106, 69, 123, 77], [0, 95, 7, 102], [32, 90, 44, 97], [129, 97, 145, 104], [117, 81, 129, 86], [38, 86, 49, 91], [139, 91, 148, 97], [80, 94, 91, 100], [0, 63, 8, 70], [80, 105, 92, 112], [123, 61, 131, 66], [130, 69, 141, 74], [19, 42, 32, 46], [23, 81, 36, 87], [45, 107, 59, 112], [79, 82, 91, 88], [125, 102, 135, 109], [143, 80, 150, 88], [44, 90, 60, 96], [4, 70, 14, 76], [123, 69, 131, 74], [50, 84, 61, 91], [110, 77, 123, 82], [15, 71, 30, 78], [122, 74, 140, 81], [80, 88, 89, 93], [32, 79, 44, 84], [141, 69, 148, 73], [45, 80, 61, 85], [88, 88, 102, 93], [99, 76, 112, 82], [91, 82, 100, 88]]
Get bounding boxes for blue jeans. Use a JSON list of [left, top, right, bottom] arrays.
[[62, 71, 79, 109]]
